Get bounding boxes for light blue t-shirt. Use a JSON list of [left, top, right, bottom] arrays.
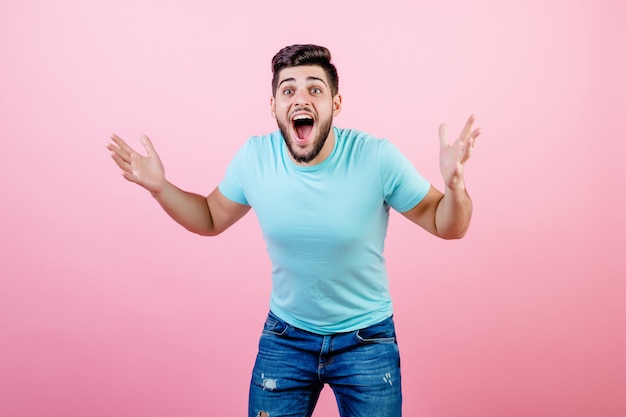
[[219, 127, 430, 334]]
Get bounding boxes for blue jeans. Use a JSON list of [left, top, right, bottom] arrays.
[[248, 311, 402, 417]]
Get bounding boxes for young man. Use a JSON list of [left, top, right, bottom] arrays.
[[107, 44, 480, 417]]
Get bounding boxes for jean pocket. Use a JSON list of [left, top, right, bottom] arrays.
[[355, 317, 396, 344], [262, 312, 289, 336]]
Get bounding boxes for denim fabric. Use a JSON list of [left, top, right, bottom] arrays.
[[248, 311, 402, 417]]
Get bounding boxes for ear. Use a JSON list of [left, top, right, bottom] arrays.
[[270, 96, 277, 119], [332, 94, 342, 117]]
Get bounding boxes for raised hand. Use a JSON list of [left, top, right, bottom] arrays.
[[439, 115, 481, 190], [106, 134, 165, 194]]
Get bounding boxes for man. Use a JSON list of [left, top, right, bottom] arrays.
[[106, 44, 480, 417]]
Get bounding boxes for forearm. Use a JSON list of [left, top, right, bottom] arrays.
[[434, 185, 473, 239], [151, 180, 215, 236]]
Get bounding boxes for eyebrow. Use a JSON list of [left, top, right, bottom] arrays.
[[278, 76, 328, 88]]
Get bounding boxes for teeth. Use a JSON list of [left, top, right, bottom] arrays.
[[293, 114, 313, 121]]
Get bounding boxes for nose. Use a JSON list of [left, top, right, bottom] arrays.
[[293, 88, 311, 106]]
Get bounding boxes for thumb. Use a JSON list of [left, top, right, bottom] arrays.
[[140, 135, 156, 157], [439, 123, 448, 147]]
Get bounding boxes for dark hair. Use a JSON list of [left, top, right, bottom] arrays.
[[271, 44, 339, 97]]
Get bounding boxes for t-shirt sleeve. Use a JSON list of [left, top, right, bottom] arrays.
[[218, 140, 250, 206], [379, 139, 431, 213]]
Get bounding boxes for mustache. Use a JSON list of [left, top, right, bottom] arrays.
[[289, 107, 315, 118]]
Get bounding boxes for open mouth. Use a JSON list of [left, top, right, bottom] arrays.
[[292, 114, 315, 142]]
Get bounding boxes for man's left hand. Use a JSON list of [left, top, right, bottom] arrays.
[[439, 114, 481, 190]]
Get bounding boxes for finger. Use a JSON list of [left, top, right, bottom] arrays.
[[121, 171, 141, 184], [439, 123, 449, 147], [106, 141, 127, 160], [140, 135, 156, 158], [107, 135, 132, 163], [460, 129, 481, 163], [109, 152, 134, 173], [459, 138, 473, 164], [109, 133, 139, 158], [471, 127, 481, 143], [464, 127, 480, 149], [109, 133, 130, 151], [459, 114, 475, 140]]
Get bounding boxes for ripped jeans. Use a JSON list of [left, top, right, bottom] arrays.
[[248, 311, 402, 417]]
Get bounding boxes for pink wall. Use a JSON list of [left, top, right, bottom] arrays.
[[1, 0, 624, 416]]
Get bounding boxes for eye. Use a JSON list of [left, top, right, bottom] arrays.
[[282, 88, 293, 95], [310, 87, 322, 94]]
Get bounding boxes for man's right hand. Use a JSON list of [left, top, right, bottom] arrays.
[[106, 134, 165, 195]]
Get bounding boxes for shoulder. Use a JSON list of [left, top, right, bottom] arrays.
[[334, 127, 389, 155], [335, 127, 381, 143], [232, 130, 283, 162], [245, 130, 283, 150]]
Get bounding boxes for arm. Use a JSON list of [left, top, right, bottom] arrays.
[[152, 182, 250, 236], [106, 134, 250, 236], [401, 115, 480, 239]]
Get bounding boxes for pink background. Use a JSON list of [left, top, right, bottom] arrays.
[[1, 0, 624, 416]]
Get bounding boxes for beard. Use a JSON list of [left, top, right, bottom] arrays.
[[278, 116, 333, 164]]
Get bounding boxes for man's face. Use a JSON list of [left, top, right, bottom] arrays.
[[271, 65, 342, 165]]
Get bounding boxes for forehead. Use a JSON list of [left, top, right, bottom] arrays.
[[277, 65, 329, 85]]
